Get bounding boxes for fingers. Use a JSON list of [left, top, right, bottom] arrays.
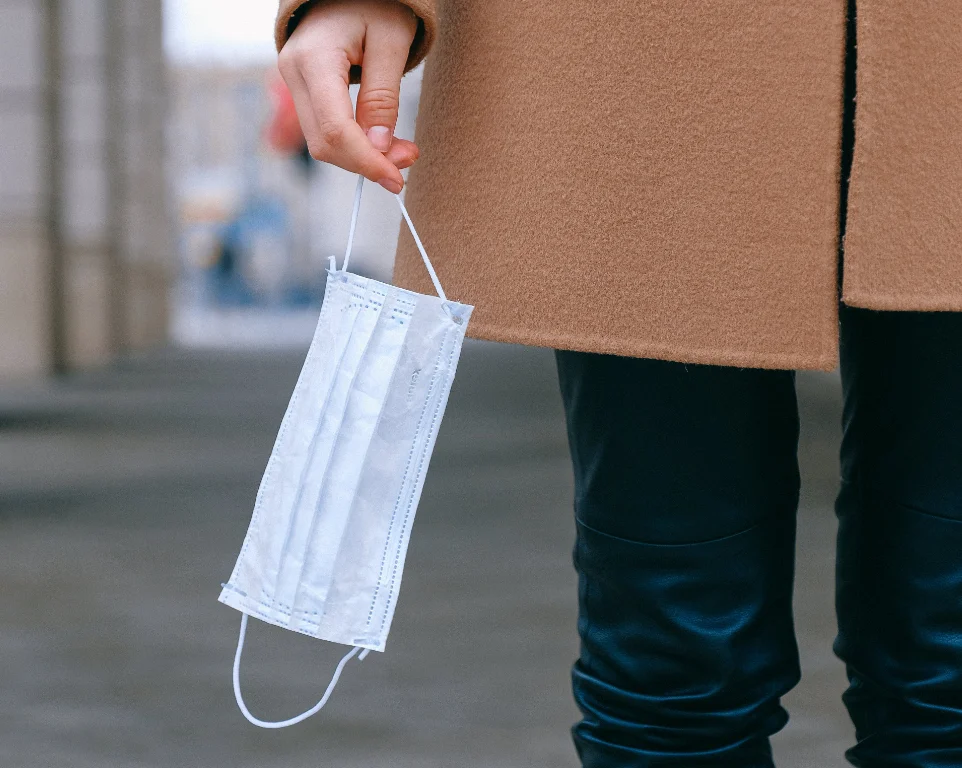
[[300, 51, 406, 191], [385, 138, 419, 170], [355, 18, 412, 152], [277, 1, 419, 194]]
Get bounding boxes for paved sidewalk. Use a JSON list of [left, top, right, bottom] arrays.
[[0, 341, 850, 767]]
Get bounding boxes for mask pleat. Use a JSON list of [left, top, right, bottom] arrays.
[[367, 323, 461, 641], [269, 280, 390, 618], [229, 279, 354, 602], [287, 288, 415, 624], [316, 304, 458, 649]]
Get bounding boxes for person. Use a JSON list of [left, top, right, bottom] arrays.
[[272, 1, 962, 765]]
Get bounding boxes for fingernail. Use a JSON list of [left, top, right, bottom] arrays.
[[378, 177, 402, 194], [367, 126, 392, 152]]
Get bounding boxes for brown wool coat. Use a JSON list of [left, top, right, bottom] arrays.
[[276, 0, 962, 371]]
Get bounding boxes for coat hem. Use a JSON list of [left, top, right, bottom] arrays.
[[843, 291, 962, 314], [465, 320, 838, 372]]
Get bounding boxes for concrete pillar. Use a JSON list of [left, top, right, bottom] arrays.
[[116, 0, 171, 352], [61, 0, 112, 367], [0, 0, 54, 378], [0, 0, 170, 382]]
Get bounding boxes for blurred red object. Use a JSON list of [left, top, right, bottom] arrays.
[[264, 71, 307, 154]]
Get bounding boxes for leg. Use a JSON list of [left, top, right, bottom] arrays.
[[556, 351, 802, 767], [836, 307, 962, 766]]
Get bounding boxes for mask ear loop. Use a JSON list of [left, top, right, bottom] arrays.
[[394, 193, 448, 302], [339, 175, 449, 304], [339, 174, 365, 276], [232, 612, 370, 729]]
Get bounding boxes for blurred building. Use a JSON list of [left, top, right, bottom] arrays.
[[168, 61, 424, 317], [168, 63, 313, 312], [0, 0, 170, 380]]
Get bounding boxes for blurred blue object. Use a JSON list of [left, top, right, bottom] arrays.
[[206, 194, 291, 306]]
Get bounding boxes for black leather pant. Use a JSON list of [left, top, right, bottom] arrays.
[[556, 306, 962, 767]]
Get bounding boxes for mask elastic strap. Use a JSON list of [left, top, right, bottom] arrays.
[[340, 174, 365, 276], [231, 612, 370, 729], [339, 175, 448, 303]]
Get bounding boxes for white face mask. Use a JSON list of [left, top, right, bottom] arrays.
[[219, 177, 472, 728]]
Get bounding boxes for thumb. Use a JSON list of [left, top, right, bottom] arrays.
[[354, 21, 411, 152]]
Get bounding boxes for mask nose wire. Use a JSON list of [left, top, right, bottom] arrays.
[[232, 612, 370, 729], [339, 175, 449, 303]]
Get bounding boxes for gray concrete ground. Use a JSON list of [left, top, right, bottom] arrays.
[[0, 341, 851, 767]]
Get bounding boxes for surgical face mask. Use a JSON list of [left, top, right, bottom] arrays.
[[219, 177, 472, 728]]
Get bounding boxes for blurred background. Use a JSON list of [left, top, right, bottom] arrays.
[[1, 0, 416, 369], [0, 1, 850, 766]]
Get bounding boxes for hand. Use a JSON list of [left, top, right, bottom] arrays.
[[278, 0, 420, 194]]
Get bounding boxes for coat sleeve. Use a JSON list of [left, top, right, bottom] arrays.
[[274, 0, 437, 78]]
